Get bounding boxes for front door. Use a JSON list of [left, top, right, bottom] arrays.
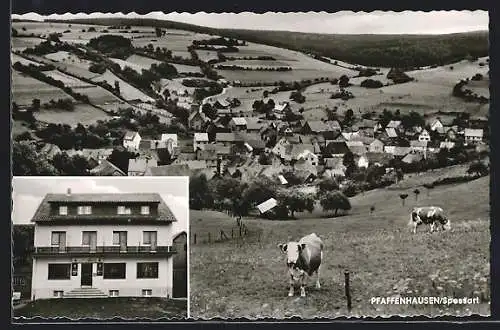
[[81, 263, 93, 286]]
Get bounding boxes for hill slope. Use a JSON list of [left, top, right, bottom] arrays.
[[52, 17, 489, 68]]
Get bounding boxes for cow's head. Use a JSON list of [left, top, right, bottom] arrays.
[[442, 218, 452, 231], [278, 242, 307, 281]]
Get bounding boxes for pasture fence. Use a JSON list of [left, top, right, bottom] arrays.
[[191, 217, 258, 245]]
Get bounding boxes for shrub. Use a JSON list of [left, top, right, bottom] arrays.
[[360, 79, 383, 88]]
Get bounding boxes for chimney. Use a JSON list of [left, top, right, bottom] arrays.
[[66, 188, 72, 196]]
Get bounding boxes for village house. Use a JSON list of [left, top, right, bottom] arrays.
[[384, 127, 399, 139], [89, 160, 126, 176], [365, 152, 394, 167], [430, 118, 444, 132], [228, 117, 248, 132], [464, 128, 484, 144], [215, 132, 245, 146], [40, 144, 62, 159], [145, 164, 192, 176], [440, 141, 456, 150], [188, 111, 209, 131], [301, 120, 341, 139], [30, 189, 178, 299], [214, 98, 231, 109], [368, 139, 384, 153], [355, 155, 369, 168], [410, 140, 428, 154], [273, 102, 290, 119], [128, 158, 158, 176], [245, 117, 267, 133], [193, 133, 209, 151], [386, 120, 403, 132], [160, 134, 178, 148], [325, 141, 350, 158], [123, 131, 142, 151], [346, 141, 367, 156], [295, 149, 319, 167], [81, 149, 114, 165], [418, 129, 431, 142]]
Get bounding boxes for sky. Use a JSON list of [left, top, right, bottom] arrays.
[[11, 177, 189, 235], [11, 11, 488, 35]]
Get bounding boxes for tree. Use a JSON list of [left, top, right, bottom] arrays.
[[467, 161, 489, 177], [31, 98, 41, 111], [155, 27, 163, 38], [339, 75, 350, 88], [399, 193, 408, 206], [13, 141, 59, 175], [107, 147, 137, 173], [343, 109, 355, 126], [360, 79, 383, 88], [51, 153, 92, 175], [343, 151, 356, 177], [279, 190, 314, 217], [189, 174, 213, 210], [370, 205, 375, 214], [12, 28, 18, 37], [318, 178, 340, 196], [263, 90, 269, 98], [320, 191, 351, 216], [413, 189, 420, 201], [114, 81, 120, 94], [202, 103, 217, 120]]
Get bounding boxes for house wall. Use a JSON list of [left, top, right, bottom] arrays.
[[49, 203, 160, 217], [369, 141, 384, 153], [31, 256, 172, 299], [123, 135, 141, 150], [34, 224, 174, 247], [193, 141, 208, 152]]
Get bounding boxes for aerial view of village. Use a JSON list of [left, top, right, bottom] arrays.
[[11, 11, 490, 320]]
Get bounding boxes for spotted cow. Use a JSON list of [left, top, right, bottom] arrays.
[[278, 233, 324, 297], [409, 206, 451, 234]]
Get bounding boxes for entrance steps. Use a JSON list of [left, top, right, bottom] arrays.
[[63, 287, 108, 298]]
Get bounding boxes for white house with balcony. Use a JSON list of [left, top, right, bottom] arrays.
[[30, 189, 178, 300]]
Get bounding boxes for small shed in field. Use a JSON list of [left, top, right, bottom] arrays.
[[257, 198, 278, 214]]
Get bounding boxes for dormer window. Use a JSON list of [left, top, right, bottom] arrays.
[[77, 206, 92, 215], [117, 206, 132, 215], [141, 206, 150, 215], [59, 206, 68, 215]]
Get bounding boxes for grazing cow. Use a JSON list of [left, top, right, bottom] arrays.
[[409, 206, 451, 234], [278, 233, 324, 297]]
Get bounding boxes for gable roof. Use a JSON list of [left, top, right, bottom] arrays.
[[464, 128, 484, 137], [128, 158, 158, 173], [230, 117, 247, 126], [385, 127, 398, 138], [31, 193, 176, 222], [325, 141, 350, 155], [245, 117, 267, 131], [90, 160, 126, 176], [410, 140, 428, 148], [215, 132, 245, 143], [124, 131, 139, 140], [194, 132, 209, 142], [257, 198, 278, 213], [274, 102, 289, 112], [386, 120, 402, 128], [160, 134, 178, 143], [146, 164, 191, 176], [402, 153, 424, 164]]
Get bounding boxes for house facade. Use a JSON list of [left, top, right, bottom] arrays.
[[30, 190, 178, 300], [464, 128, 484, 144], [123, 131, 142, 151]]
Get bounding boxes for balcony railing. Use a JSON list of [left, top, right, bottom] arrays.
[[33, 245, 176, 256]]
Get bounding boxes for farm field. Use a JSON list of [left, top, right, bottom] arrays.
[[11, 53, 42, 66], [91, 69, 155, 102], [34, 104, 110, 127], [11, 37, 44, 51], [44, 70, 94, 88], [77, 85, 124, 105], [171, 50, 192, 59], [190, 175, 490, 318], [44, 51, 92, 69], [218, 86, 293, 113], [195, 50, 218, 62], [131, 31, 213, 51], [170, 63, 202, 74], [25, 53, 101, 80], [12, 71, 75, 106], [217, 69, 343, 84], [217, 59, 291, 68]]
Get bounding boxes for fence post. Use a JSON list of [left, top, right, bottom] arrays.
[[344, 270, 352, 312], [194, 234, 197, 245], [231, 228, 234, 238]]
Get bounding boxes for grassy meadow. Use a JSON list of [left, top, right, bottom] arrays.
[[190, 174, 490, 319]]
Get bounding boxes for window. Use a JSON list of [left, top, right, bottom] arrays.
[[103, 263, 126, 279], [117, 206, 131, 215], [51, 232, 66, 246], [142, 289, 152, 297], [141, 206, 150, 215], [82, 231, 97, 246], [77, 206, 92, 215], [113, 231, 128, 246], [143, 231, 157, 246], [58, 206, 68, 215], [109, 290, 119, 297], [137, 262, 159, 279], [53, 290, 64, 298], [48, 264, 71, 280]]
